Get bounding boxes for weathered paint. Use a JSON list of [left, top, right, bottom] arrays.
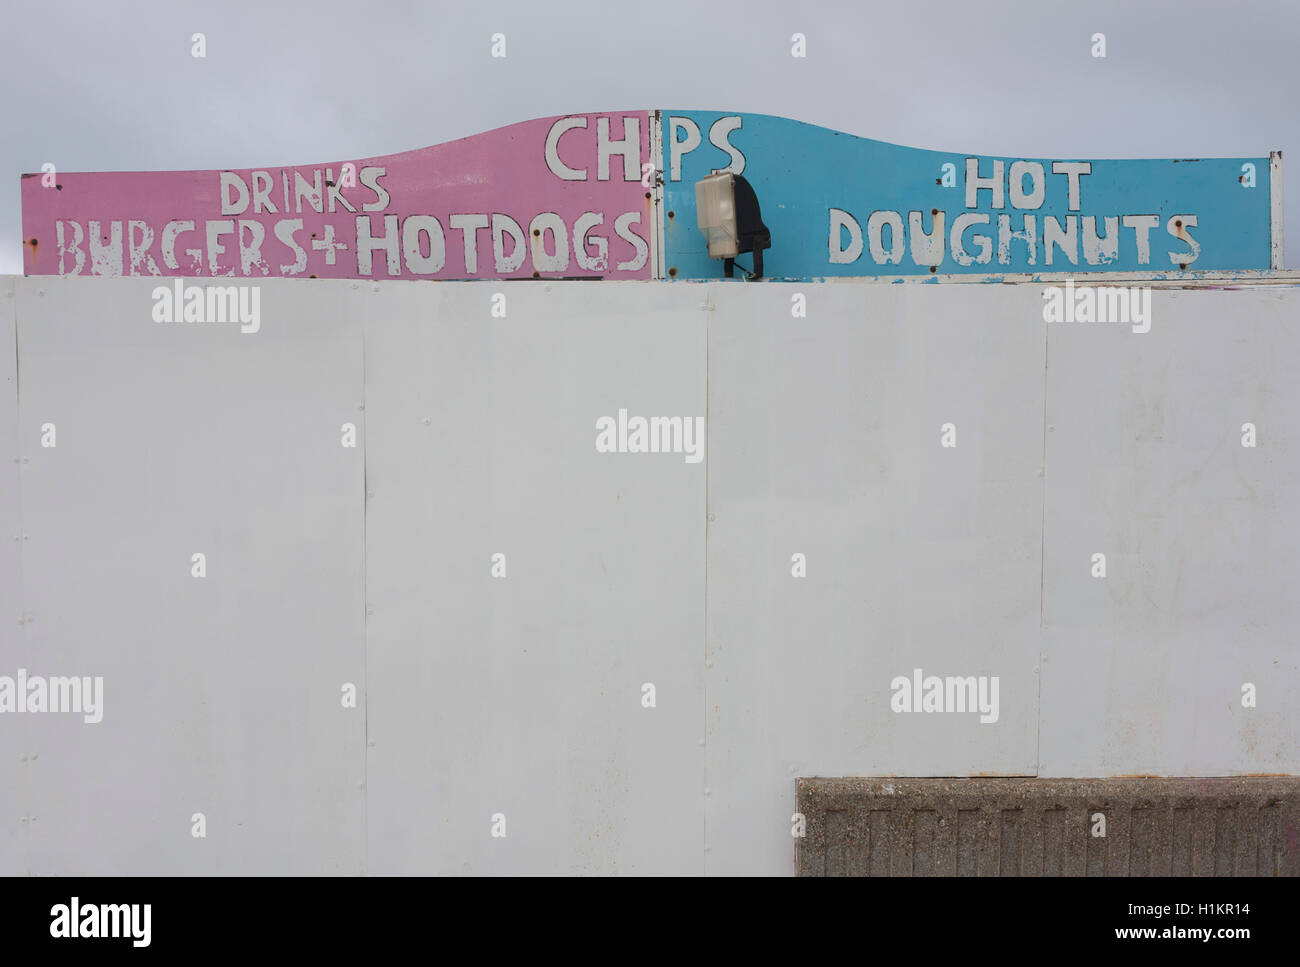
[[21, 110, 1282, 284], [20, 112, 653, 281], [662, 111, 1276, 281], [1271, 150, 1285, 270]]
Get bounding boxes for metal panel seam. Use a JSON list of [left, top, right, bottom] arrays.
[[650, 110, 665, 281], [702, 292, 710, 870], [9, 284, 29, 874], [1036, 297, 1049, 777], [361, 311, 370, 876]]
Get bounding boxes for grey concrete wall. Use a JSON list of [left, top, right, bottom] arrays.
[[796, 777, 1300, 876], [0, 275, 1296, 875]]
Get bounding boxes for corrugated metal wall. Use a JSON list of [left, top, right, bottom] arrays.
[[1, 275, 1296, 875]]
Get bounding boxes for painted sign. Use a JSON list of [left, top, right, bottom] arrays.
[[661, 111, 1278, 280], [21, 109, 1280, 282], [21, 112, 653, 281]]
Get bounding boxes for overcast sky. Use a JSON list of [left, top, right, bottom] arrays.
[[2, 0, 1296, 274]]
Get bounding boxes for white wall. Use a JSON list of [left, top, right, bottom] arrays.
[[1040, 288, 1300, 777], [1, 275, 1296, 875], [4, 277, 366, 874]]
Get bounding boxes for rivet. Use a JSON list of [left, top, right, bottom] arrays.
[[704, 787, 711, 796], [422, 417, 431, 425], [707, 513, 716, 522], [19, 753, 26, 761], [366, 491, 374, 499], [705, 660, 713, 668]]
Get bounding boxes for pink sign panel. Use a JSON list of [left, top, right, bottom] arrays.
[[21, 111, 653, 281]]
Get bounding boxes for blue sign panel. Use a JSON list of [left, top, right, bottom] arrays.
[[662, 111, 1274, 280]]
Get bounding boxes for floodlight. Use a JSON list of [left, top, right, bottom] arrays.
[[694, 172, 771, 279]]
